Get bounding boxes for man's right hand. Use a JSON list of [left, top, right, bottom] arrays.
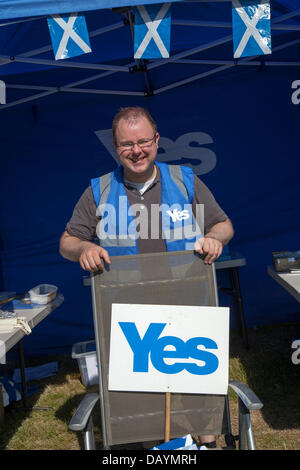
[[59, 231, 110, 272], [79, 243, 111, 272]]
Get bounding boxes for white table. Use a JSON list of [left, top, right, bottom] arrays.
[[267, 266, 300, 303], [0, 293, 64, 360], [0, 293, 64, 408]]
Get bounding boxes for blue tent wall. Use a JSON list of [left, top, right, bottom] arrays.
[[1, 64, 300, 355], [0, 2, 300, 355]]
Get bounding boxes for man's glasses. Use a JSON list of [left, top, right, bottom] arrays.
[[116, 134, 156, 151]]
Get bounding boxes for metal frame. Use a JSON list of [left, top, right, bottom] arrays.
[[0, 5, 299, 109], [69, 380, 263, 450], [90, 273, 109, 450]]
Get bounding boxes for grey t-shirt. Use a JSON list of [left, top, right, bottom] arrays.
[[65, 166, 228, 253]]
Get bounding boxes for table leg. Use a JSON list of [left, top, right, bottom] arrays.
[[218, 267, 249, 349], [16, 340, 53, 412], [18, 339, 28, 409], [229, 268, 249, 349]]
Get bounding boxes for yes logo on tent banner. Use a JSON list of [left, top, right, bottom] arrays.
[[47, 13, 91, 60], [232, 0, 272, 58], [109, 304, 229, 395], [134, 3, 171, 59]]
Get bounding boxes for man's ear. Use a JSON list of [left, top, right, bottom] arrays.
[[155, 132, 160, 146]]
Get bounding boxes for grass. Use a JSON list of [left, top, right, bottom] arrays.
[[0, 321, 299, 451]]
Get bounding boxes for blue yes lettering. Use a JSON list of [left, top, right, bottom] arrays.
[[118, 322, 219, 375]]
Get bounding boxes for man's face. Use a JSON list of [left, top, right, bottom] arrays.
[[114, 116, 159, 182]]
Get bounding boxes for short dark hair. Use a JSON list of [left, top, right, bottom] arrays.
[[112, 107, 157, 142]]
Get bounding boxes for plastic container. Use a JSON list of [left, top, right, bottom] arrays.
[[72, 340, 98, 387], [28, 284, 58, 305]]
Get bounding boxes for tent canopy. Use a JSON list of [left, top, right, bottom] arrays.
[[1, 1, 300, 355], [1, 1, 300, 105]]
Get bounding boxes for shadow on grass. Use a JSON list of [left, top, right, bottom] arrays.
[[229, 320, 300, 432], [0, 354, 88, 450]]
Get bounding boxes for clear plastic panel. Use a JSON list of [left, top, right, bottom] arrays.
[[92, 251, 226, 446]]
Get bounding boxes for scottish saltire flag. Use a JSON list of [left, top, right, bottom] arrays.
[[134, 3, 171, 59], [47, 13, 91, 60], [232, 0, 272, 58]]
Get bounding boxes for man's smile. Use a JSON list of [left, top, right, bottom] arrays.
[[128, 155, 147, 163]]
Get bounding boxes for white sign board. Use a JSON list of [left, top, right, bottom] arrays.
[[108, 304, 229, 395]]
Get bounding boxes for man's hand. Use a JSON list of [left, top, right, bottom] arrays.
[[79, 244, 110, 272], [193, 218, 234, 264], [194, 236, 223, 264], [59, 231, 110, 272]]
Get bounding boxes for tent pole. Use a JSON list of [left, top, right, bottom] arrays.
[[0, 16, 43, 27], [154, 36, 300, 95], [0, 55, 128, 72], [172, 19, 300, 31], [60, 87, 145, 96], [0, 90, 57, 109], [147, 35, 233, 71], [63, 59, 138, 88], [154, 64, 233, 95], [173, 59, 300, 66]]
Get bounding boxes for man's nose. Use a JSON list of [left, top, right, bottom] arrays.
[[132, 143, 141, 153]]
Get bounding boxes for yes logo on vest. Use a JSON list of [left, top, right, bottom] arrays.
[[166, 208, 190, 222], [108, 304, 229, 395]]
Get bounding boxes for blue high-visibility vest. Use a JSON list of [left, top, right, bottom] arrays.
[[91, 162, 202, 256]]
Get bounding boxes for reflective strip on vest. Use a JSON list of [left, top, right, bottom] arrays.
[[97, 172, 111, 217], [168, 165, 189, 201]]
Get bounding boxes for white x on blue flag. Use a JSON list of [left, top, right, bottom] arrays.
[[47, 13, 91, 60], [134, 3, 171, 59], [232, 0, 272, 59]]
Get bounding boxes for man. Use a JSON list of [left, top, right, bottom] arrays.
[[60, 107, 233, 271], [59, 106, 234, 448]]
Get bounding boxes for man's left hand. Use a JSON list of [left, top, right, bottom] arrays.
[[194, 236, 223, 264]]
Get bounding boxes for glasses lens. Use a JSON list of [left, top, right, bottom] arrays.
[[139, 141, 151, 148], [119, 135, 155, 150]]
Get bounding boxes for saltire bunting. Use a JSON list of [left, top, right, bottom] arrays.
[[134, 3, 171, 59], [47, 13, 91, 60], [232, 0, 272, 59]]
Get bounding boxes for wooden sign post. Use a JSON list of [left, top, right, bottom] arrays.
[[164, 391, 171, 442]]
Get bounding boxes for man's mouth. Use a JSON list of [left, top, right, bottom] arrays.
[[129, 155, 146, 163]]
